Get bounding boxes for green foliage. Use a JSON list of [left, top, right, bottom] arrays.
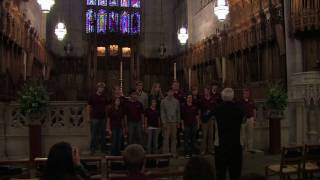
[[18, 81, 49, 114], [264, 84, 288, 111]]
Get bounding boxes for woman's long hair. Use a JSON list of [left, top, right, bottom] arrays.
[[42, 142, 76, 180], [150, 83, 164, 99]]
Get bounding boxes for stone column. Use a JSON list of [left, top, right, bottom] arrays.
[[284, 0, 303, 145]]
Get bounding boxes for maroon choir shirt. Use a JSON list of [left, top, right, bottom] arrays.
[[239, 99, 257, 118], [144, 108, 160, 128], [212, 92, 222, 104], [182, 104, 199, 126], [88, 93, 108, 119], [192, 95, 201, 108], [107, 107, 124, 129], [200, 96, 216, 122], [125, 101, 144, 122], [200, 95, 216, 111], [123, 173, 153, 180]]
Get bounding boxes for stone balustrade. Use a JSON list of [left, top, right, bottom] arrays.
[[290, 71, 320, 144], [0, 100, 289, 159], [0, 101, 90, 159]]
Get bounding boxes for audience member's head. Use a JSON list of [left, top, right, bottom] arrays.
[[183, 156, 215, 180], [123, 144, 146, 174], [221, 88, 234, 102], [240, 174, 266, 180], [43, 142, 76, 180]]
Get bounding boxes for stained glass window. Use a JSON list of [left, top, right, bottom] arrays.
[[86, 9, 96, 33], [87, 0, 96, 5], [98, 0, 107, 6], [120, 11, 130, 34], [97, 9, 108, 33], [131, 12, 140, 34], [120, 0, 130, 7], [109, 0, 118, 6], [131, 0, 140, 8], [109, 11, 119, 32]]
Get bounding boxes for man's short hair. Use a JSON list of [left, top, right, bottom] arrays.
[[183, 156, 215, 180], [221, 88, 234, 102], [96, 82, 106, 88], [123, 144, 145, 173]]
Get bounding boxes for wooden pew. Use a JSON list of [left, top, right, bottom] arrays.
[[34, 157, 103, 180], [0, 159, 31, 179]]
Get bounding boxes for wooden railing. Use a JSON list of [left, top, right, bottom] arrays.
[[291, 0, 320, 34]]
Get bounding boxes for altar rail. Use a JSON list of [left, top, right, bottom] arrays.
[[0, 100, 289, 159]]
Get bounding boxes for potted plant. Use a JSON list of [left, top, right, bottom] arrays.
[[265, 84, 288, 119], [18, 81, 49, 160], [264, 84, 288, 154]]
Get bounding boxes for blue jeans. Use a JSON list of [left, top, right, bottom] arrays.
[[111, 128, 123, 156], [147, 128, 160, 154], [184, 125, 197, 155], [128, 121, 143, 145], [90, 119, 106, 153]]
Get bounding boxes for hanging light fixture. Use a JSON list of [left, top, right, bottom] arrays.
[[55, 22, 67, 41], [37, 0, 55, 13], [178, 27, 189, 45], [214, 0, 229, 21]]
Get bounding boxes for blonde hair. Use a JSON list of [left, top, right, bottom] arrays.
[[150, 83, 164, 98], [221, 88, 234, 102]]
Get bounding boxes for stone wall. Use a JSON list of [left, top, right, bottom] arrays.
[[46, 0, 87, 57], [140, 0, 178, 58]]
